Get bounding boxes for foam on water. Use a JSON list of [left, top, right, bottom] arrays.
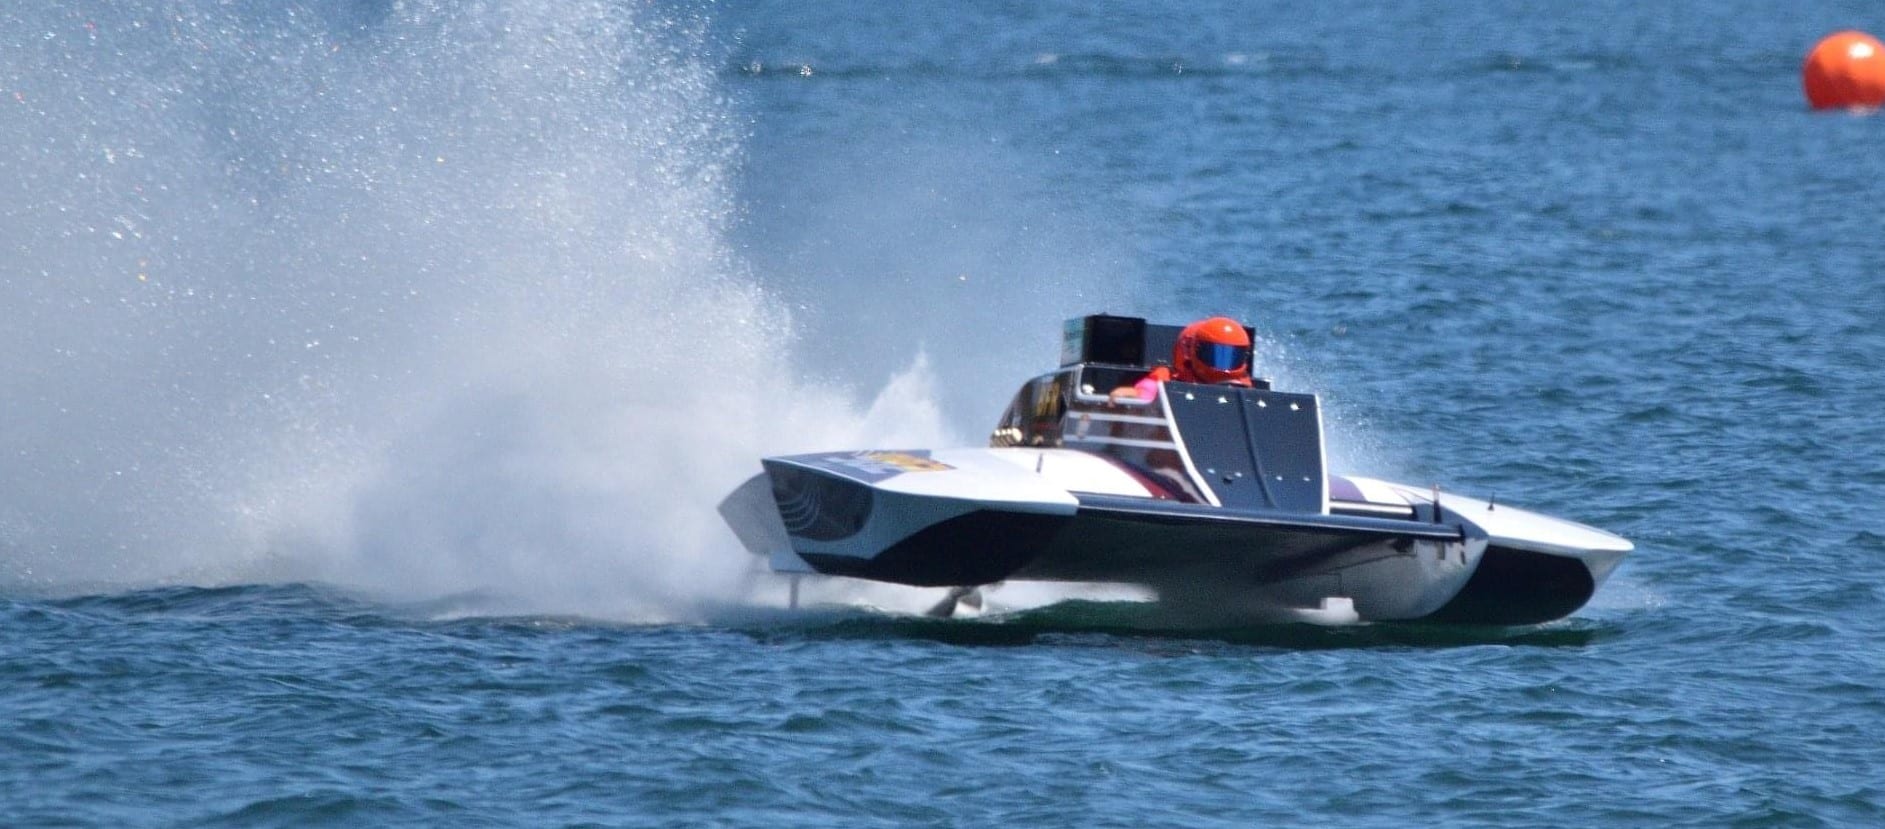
[[0, 1, 982, 619]]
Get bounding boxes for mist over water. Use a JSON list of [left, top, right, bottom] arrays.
[[0, 1, 973, 616]]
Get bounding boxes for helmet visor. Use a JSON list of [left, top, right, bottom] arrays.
[[1194, 341, 1250, 373]]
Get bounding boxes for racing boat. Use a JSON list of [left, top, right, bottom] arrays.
[[719, 314, 1632, 625]]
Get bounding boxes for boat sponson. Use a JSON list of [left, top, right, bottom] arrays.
[[1418, 545, 1597, 625]]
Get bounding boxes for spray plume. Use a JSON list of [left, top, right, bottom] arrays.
[[0, 1, 949, 618]]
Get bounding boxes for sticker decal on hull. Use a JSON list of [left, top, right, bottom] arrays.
[[817, 450, 956, 482]]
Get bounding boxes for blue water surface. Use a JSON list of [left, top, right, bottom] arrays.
[[5, 0, 1885, 825]]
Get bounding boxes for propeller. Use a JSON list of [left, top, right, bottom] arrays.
[[925, 585, 986, 619]]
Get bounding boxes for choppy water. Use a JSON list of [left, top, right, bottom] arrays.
[[6, 0, 1885, 825]]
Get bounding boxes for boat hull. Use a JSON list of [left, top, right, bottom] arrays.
[[719, 448, 1631, 624]]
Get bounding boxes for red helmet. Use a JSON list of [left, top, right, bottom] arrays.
[[1173, 316, 1253, 386]]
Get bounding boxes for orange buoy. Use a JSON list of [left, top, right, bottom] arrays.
[[1803, 30, 1885, 110]]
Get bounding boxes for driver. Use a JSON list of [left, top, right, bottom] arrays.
[[1111, 316, 1254, 401]]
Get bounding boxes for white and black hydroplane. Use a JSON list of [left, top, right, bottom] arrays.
[[720, 315, 1631, 624]]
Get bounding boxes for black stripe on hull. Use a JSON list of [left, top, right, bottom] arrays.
[[1070, 494, 1464, 540], [1420, 545, 1597, 625], [797, 510, 1074, 587], [1012, 499, 1465, 585], [799, 496, 1472, 590]]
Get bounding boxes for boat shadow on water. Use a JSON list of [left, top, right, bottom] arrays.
[[765, 599, 1616, 650]]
